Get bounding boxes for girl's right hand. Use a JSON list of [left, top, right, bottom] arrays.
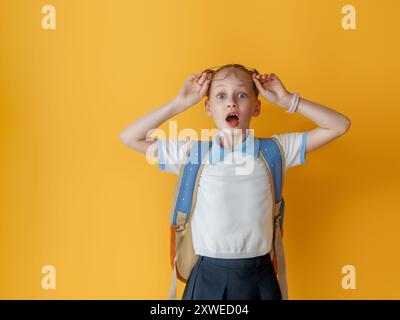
[[173, 71, 212, 111]]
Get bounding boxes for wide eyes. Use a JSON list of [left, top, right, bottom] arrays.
[[216, 92, 248, 100]]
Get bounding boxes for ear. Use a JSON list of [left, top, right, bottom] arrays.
[[205, 98, 213, 116], [252, 99, 261, 117]]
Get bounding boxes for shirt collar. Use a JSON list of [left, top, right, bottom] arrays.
[[209, 130, 260, 164]]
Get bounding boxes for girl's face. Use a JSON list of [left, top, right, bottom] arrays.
[[205, 67, 261, 132]]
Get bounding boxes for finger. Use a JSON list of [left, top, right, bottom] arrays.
[[199, 78, 212, 97], [192, 72, 202, 81], [252, 76, 264, 91], [202, 76, 212, 87], [197, 72, 207, 85], [254, 74, 267, 86], [258, 74, 268, 84], [254, 74, 266, 85], [199, 81, 211, 97], [270, 73, 277, 78]]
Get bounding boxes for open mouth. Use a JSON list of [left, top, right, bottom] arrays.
[[225, 112, 240, 127]]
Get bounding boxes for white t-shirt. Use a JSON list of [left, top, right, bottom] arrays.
[[157, 130, 308, 258]]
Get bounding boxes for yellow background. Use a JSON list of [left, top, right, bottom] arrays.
[[1, 0, 399, 299]]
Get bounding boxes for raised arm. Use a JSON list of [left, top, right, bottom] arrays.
[[119, 71, 212, 155], [119, 99, 181, 155], [253, 72, 351, 153], [278, 95, 351, 153]]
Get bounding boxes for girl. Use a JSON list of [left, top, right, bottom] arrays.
[[120, 64, 351, 299]]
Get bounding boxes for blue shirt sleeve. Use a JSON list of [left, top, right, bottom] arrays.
[[300, 132, 308, 164]]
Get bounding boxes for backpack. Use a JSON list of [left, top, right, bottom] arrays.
[[166, 137, 289, 300]]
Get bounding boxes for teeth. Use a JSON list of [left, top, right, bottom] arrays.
[[226, 114, 238, 118], [226, 114, 239, 122]]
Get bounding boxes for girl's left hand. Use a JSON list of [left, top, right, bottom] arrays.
[[252, 73, 292, 109]]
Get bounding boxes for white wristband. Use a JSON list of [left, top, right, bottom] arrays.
[[286, 92, 300, 113]]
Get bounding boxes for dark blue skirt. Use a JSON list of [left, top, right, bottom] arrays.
[[182, 252, 282, 300]]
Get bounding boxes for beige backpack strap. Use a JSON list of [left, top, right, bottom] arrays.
[[167, 255, 178, 300], [259, 137, 288, 300], [273, 200, 288, 300], [166, 139, 196, 300], [166, 140, 211, 300]]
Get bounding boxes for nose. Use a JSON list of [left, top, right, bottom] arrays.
[[226, 99, 238, 109]]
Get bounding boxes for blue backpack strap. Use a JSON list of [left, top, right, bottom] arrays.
[[170, 140, 212, 229], [258, 136, 289, 299], [258, 137, 284, 228]]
